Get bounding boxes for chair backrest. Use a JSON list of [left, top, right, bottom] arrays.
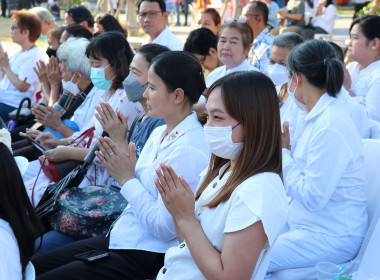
[[352, 205, 380, 280], [362, 139, 380, 224], [369, 120, 380, 140]]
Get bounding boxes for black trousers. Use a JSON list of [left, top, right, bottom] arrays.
[[33, 235, 165, 280]]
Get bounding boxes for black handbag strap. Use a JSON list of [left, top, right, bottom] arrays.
[[15, 97, 31, 118], [127, 111, 145, 143]]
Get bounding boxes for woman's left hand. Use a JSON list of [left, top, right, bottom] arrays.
[[95, 136, 136, 186], [43, 146, 73, 162], [282, 122, 291, 150], [154, 163, 195, 222], [94, 102, 128, 144]]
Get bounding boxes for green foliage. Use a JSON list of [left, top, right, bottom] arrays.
[[357, 0, 380, 16]]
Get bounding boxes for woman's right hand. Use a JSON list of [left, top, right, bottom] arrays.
[[282, 122, 291, 150], [47, 56, 62, 88], [35, 131, 61, 149], [33, 60, 48, 84], [25, 128, 41, 139]]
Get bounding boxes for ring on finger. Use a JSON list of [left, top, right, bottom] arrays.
[[109, 152, 115, 156]]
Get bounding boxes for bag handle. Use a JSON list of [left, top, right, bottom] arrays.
[[15, 97, 31, 119], [72, 126, 96, 148]]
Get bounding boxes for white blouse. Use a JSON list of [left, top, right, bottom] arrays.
[[283, 93, 368, 237], [0, 219, 22, 280], [347, 60, 380, 122], [109, 112, 210, 252], [156, 164, 289, 279]]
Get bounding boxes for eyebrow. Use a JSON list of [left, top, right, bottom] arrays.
[[205, 107, 226, 114]]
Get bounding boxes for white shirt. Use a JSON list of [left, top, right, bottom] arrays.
[[205, 60, 259, 88], [347, 60, 380, 122], [312, 4, 337, 34], [0, 219, 22, 280], [143, 26, 184, 51], [283, 93, 368, 237], [71, 86, 104, 131], [156, 165, 288, 280], [109, 112, 210, 252], [0, 46, 48, 108]]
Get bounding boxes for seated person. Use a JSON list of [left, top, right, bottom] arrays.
[[267, 39, 367, 277], [197, 8, 221, 35], [300, 0, 337, 40], [60, 24, 93, 43], [263, 0, 280, 29], [155, 71, 288, 280], [184, 28, 221, 75], [0, 9, 48, 122], [64, 5, 95, 33], [50, 0, 60, 20], [32, 51, 210, 280], [270, 0, 305, 35]]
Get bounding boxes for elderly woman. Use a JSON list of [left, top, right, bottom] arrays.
[[0, 9, 48, 122]]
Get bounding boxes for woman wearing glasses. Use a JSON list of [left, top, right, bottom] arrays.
[[0, 9, 48, 122], [205, 20, 259, 88]]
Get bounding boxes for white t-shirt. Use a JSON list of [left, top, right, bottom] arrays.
[[109, 112, 210, 252], [143, 26, 184, 51], [347, 60, 380, 122], [312, 4, 337, 34], [0, 219, 22, 280], [205, 59, 259, 88], [0, 46, 48, 108], [283, 93, 368, 237], [156, 165, 289, 279]]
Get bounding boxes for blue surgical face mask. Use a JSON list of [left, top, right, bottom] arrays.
[[90, 64, 113, 90], [123, 74, 146, 102]]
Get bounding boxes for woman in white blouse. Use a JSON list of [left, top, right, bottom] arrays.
[[205, 20, 259, 88], [32, 51, 210, 279], [154, 71, 289, 279], [267, 40, 367, 276], [346, 15, 380, 122]]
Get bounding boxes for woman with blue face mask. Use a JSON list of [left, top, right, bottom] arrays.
[[95, 43, 169, 158], [267, 40, 367, 277], [153, 71, 289, 280]]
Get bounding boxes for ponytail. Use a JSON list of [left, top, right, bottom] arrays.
[[325, 57, 344, 97]]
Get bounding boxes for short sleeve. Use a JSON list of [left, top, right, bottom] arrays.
[[224, 193, 261, 233]]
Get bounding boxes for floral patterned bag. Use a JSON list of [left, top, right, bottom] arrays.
[[48, 185, 127, 240]]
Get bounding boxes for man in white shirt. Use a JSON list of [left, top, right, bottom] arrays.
[[243, 1, 274, 73], [138, 0, 184, 50]]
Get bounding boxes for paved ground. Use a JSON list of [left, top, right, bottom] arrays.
[[1, 7, 354, 55]]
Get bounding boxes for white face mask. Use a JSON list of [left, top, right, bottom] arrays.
[[287, 74, 307, 111], [204, 123, 244, 160], [267, 63, 288, 86], [62, 73, 80, 96]]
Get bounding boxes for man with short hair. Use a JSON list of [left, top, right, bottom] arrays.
[[271, 0, 305, 35], [243, 1, 274, 73], [30, 7, 57, 36], [65, 5, 95, 33], [138, 0, 184, 50]]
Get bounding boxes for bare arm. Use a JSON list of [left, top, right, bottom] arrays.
[[0, 51, 31, 92]]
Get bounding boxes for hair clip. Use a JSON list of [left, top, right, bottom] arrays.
[[200, 69, 205, 75], [323, 58, 327, 65]]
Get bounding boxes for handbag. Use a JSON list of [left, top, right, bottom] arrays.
[[39, 126, 95, 182], [8, 97, 34, 124], [48, 185, 127, 240]]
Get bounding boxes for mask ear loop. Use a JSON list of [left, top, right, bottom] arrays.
[[232, 123, 240, 129]]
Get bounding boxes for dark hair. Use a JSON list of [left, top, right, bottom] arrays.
[[65, 24, 93, 40], [151, 51, 206, 104], [287, 40, 343, 97], [328, 41, 344, 62], [325, 0, 334, 6], [0, 144, 43, 272], [196, 71, 282, 208], [11, 9, 42, 43], [272, 32, 304, 49], [350, 15, 380, 45], [86, 31, 134, 90], [138, 0, 166, 12], [203, 8, 221, 26], [250, 1, 269, 25], [137, 43, 170, 65], [96, 14, 127, 37], [67, 5, 94, 28], [184, 28, 218, 56]]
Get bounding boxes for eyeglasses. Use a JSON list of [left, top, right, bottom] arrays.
[[10, 25, 21, 31], [199, 54, 208, 65], [138, 11, 163, 19], [243, 13, 260, 18], [224, 18, 248, 23]]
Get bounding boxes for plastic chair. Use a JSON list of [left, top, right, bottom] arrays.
[[23, 262, 35, 280]]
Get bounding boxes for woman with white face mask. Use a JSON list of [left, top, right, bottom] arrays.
[[267, 40, 367, 277], [153, 71, 288, 280]]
